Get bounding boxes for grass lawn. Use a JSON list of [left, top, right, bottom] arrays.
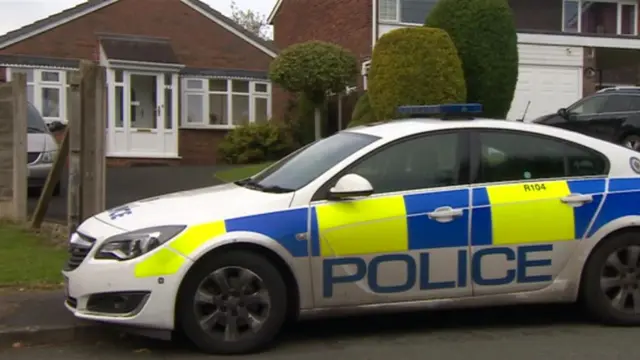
[[215, 161, 275, 183], [0, 223, 67, 288]]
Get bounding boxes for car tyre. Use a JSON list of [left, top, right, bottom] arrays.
[[581, 231, 640, 325], [177, 250, 288, 354], [621, 134, 640, 151]]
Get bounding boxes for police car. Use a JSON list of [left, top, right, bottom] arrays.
[[64, 103, 640, 354]]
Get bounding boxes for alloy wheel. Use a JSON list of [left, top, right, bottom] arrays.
[[600, 245, 640, 313], [194, 266, 271, 342]]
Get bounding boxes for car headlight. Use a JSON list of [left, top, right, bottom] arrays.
[[95, 225, 186, 261], [39, 150, 57, 163]]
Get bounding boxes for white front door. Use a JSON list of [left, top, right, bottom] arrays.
[[107, 70, 178, 158]]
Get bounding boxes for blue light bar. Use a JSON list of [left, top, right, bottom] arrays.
[[396, 103, 483, 116]]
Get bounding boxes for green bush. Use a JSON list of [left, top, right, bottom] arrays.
[[368, 27, 466, 120], [425, 0, 518, 118], [348, 92, 377, 127], [270, 41, 358, 140], [218, 122, 295, 164], [269, 41, 359, 103]]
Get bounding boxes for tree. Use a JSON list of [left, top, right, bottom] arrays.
[[230, 0, 271, 40], [269, 41, 358, 140], [425, 0, 518, 118], [368, 27, 466, 120]]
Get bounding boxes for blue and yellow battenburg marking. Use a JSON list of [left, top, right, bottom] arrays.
[[312, 178, 607, 257], [134, 177, 640, 278]]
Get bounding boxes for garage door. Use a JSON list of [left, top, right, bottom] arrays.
[[506, 44, 583, 121]]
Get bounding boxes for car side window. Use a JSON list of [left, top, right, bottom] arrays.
[[629, 95, 640, 111], [601, 94, 638, 113], [569, 95, 609, 115], [477, 131, 607, 184], [347, 133, 462, 194]]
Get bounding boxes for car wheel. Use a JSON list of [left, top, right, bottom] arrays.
[[177, 250, 288, 354], [581, 231, 640, 325], [622, 134, 640, 151]]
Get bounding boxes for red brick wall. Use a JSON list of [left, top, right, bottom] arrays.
[[271, 0, 372, 119], [179, 129, 229, 165]]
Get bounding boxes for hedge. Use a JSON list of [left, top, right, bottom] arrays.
[[368, 27, 466, 120], [425, 0, 518, 118]]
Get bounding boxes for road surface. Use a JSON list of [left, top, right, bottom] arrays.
[[2, 304, 639, 359]]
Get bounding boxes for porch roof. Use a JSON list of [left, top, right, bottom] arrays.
[[98, 33, 181, 65]]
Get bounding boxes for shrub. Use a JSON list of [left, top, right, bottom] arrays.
[[348, 92, 377, 127], [368, 27, 466, 120], [218, 122, 296, 164], [269, 41, 358, 139], [425, 0, 518, 118]]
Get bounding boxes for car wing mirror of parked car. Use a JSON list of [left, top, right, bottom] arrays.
[[328, 173, 374, 200], [557, 108, 569, 119], [47, 121, 65, 132]]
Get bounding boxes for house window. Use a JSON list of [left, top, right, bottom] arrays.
[[7, 68, 68, 124], [181, 78, 271, 128], [378, 0, 439, 24], [562, 0, 638, 35]]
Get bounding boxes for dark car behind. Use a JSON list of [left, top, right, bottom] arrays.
[[532, 87, 640, 150]]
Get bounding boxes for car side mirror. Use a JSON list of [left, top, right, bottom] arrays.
[[47, 121, 65, 132], [328, 174, 374, 200], [557, 108, 569, 119]]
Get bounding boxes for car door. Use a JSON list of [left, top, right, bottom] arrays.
[[559, 94, 611, 139], [469, 129, 608, 297], [581, 94, 635, 141], [310, 131, 473, 308]]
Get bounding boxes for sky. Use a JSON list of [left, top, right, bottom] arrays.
[[0, 0, 276, 36]]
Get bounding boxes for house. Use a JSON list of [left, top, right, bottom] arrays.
[[268, 0, 640, 121], [0, 0, 278, 166]]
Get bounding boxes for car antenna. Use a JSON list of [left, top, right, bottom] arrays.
[[518, 101, 531, 122]]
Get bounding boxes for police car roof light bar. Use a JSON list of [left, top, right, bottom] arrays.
[[397, 103, 483, 120]]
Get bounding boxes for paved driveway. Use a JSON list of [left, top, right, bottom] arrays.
[[3, 305, 640, 359], [27, 166, 228, 221]]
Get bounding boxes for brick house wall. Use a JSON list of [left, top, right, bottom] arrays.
[[0, 0, 274, 166], [270, 0, 372, 120]]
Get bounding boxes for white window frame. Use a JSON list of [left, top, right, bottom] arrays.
[[562, 0, 638, 36], [6, 67, 71, 124], [180, 77, 272, 129], [379, 0, 400, 22], [378, 0, 438, 25]]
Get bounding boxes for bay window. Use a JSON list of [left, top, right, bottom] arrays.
[[7, 68, 69, 124], [182, 78, 271, 128], [563, 0, 638, 35], [379, 0, 439, 24]]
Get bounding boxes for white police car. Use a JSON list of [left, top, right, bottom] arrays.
[[64, 103, 640, 354]]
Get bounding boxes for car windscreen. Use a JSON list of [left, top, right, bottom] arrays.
[[27, 103, 48, 133], [241, 131, 381, 192]]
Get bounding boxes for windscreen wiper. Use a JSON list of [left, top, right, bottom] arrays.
[[234, 179, 293, 193]]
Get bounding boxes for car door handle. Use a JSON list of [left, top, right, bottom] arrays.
[[560, 193, 593, 206], [427, 206, 463, 223]]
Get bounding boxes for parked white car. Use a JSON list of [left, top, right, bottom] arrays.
[[27, 102, 61, 195]]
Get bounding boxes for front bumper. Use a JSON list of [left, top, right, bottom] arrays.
[[62, 217, 193, 330], [27, 163, 53, 188]]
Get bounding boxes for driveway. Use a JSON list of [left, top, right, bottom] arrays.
[[27, 166, 229, 221]]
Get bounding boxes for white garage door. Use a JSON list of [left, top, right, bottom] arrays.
[[506, 44, 583, 121]]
